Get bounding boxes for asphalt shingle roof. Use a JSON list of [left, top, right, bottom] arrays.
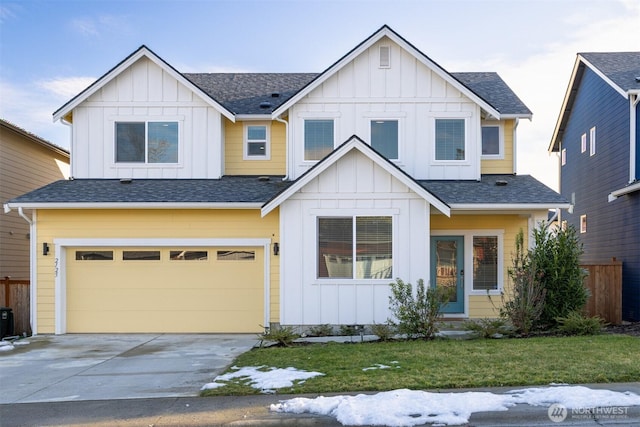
[[452, 72, 532, 116], [419, 174, 567, 206], [580, 52, 640, 92], [8, 177, 292, 205], [8, 174, 566, 207]]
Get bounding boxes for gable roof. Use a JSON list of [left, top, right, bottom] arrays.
[[261, 135, 451, 217], [549, 51, 640, 152], [271, 25, 512, 120], [1, 119, 69, 158], [52, 45, 235, 123], [451, 72, 532, 118]]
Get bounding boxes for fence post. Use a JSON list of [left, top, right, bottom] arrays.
[[2, 276, 10, 307]]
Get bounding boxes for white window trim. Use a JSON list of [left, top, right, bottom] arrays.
[[301, 117, 337, 163], [243, 122, 271, 160], [561, 148, 567, 166], [110, 116, 184, 168], [369, 118, 402, 162], [431, 115, 472, 165], [580, 214, 587, 233], [431, 229, 504, 298], [379, 45, 391, 69], [312, 210, 398, 285], [581, 133, 587, 153], [590, 126, 596, 156], [480, 121, 504, 159]]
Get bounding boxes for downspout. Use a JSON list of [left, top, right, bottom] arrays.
[[512, 118, 519, 175], [17, 208, 37, 335], [274, 115, 289, 181]]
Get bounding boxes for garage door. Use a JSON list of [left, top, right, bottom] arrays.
[[66, 246, 264, 333]]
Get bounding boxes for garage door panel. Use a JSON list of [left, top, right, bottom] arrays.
[[66, 246, 264, 333]]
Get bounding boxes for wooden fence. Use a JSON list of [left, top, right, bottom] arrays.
[[581, 259, 622, 325], [0, 277, 31, 336]]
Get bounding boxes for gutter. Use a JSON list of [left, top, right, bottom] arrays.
[[4, 202, 265, 210], [608, 181, 640, 202]]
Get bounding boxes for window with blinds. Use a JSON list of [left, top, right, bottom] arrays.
[[435, 118, 465, 161], [318, 216, 392, 279], [472, 236, 498, 290]]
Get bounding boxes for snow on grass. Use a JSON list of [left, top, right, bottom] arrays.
[[201, 366, 324, 393], [271, 385, 640, 427], [0, 341, 14, 352]]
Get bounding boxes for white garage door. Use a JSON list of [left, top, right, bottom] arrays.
[[66, 246, 264, 333]]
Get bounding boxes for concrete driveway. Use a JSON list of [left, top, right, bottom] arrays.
[[0, 334, 258, 404]]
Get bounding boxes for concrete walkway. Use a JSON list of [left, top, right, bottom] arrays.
[[0, 334, 258, 404]]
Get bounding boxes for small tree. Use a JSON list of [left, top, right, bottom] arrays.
[[530, 224, 588, 326], [388, 278, 451, 340], [500, 229, 546, 335]]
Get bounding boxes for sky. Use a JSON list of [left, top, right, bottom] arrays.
[[1, 0, 639, 190]]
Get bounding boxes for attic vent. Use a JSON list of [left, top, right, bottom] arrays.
[[120, 178, 132, 184], [271, 92, 280, 98], [636, 76, 640, 82], [259, 101, 272, 109], [495, 180, 508, 186], [258, 176, 270, 182], [379, 45, 390, 68]]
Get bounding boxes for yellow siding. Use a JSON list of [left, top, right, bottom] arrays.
[[35, 208, 280, 333], [431, 213, 529, 318], [224, 120, 286, 175], [481, 119, 514, 175]]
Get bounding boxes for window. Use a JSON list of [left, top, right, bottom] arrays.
[[116, 121, 178, 163], [170, 250, 208, 260], [217, 250, 255, 261], [581, 133, 587, 153], [123, 251, 160, 261], [561, 148, 567, 166], [481, 125, 501, 157], [379, 45, 391, 68], [371, 120, 398, 160], [304, 119, 334, 161], [245, 124, 269, 159], [590, 126, 596, 156], [473, 237, 498, 290], [318, 216, 392, 279], [435, 119, 465, 160], [75, 250, 113, 260], [580, 215, 587, 233]]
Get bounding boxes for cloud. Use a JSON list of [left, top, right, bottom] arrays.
[[0, 3, 18, 24], [38, 77, 97, 99], [70, 14, 133, 38]]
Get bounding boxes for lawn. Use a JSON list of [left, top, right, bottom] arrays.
[[201, 334, 640, 396]]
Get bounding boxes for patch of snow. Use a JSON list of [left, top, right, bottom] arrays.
[[271, 385, 640, 427], [202, 366, 324, 393], [362, 364, 392, 371], [0, 341, 14, 352]]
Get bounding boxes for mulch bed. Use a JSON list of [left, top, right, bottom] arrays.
[[604, 321, 640, 337]]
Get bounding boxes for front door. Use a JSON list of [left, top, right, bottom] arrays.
[[430, 236, 464, 313]]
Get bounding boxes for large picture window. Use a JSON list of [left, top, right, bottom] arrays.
[[435, 119, 465, 161], [318, 216, 392, 279], [371, 120, 399, 160], [304, 119, 334, 161], [116, 121, 178, 163]]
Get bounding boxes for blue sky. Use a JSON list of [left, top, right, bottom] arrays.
[[1, 0, 639, 189]]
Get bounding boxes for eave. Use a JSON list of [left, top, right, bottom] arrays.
[[4, 202, 263, 211]]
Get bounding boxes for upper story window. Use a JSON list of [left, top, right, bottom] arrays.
[[115, 121, 178, 163], [371, 120, 399, 160], [435, 119, 465, 161], [481, 123, 503, 158], [245, 124, 270, 160], [304, 119, 334, 161], [561, 148, 567, 166], [581, 133, 587, 153], [318, 216, 392, 280], [590, 126, 596, 156]]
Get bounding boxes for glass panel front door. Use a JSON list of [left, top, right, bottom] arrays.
[[431, 236, 464, 313]]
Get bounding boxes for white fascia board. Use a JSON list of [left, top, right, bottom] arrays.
[[579, 55, 629, 99], [235, 115, 273, 121], [500, 113, 532, 120], [53, 47, 235, 123], [261, 137, 451, 217], [608, 181, 640, 201], [4, 202, 263, 210], [549, 56, 583, 153], [450, 203, 571, 211]]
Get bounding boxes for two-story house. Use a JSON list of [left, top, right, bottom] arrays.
[[550, 52, 640, 322], [4, 26, 567, 334]]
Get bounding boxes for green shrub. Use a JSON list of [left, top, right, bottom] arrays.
[[500, 229, 546, 335], [259, 325, 300, 347], [308, 324, 334, 337], [530, 224, 589, 326], [556, 311, 606, 336], [463, 318, 513, 338], [388, 278, 451, 340], [371, 323, 395, 341]]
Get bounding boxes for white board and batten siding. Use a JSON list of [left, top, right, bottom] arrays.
[[280, 149, 431, 325], [289, 37, 481, 181], [71, 57, 224, 179]]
